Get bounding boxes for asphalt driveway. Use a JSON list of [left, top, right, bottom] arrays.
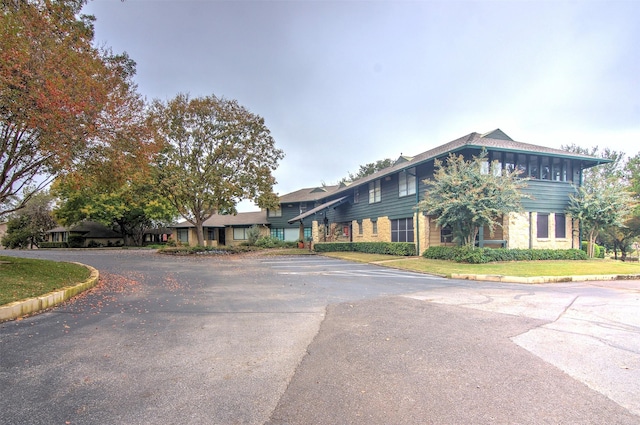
[[1, 250, 638, 424]]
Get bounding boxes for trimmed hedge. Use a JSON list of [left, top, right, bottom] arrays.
[[422, 246, 588, 264], [313, 242, 416, 256], [40, 242, 69, 249]]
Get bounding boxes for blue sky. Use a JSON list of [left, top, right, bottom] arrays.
[[83, 0, 640, 210]]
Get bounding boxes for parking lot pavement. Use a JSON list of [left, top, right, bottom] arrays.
[[405, 280, 640, 417], [1, 251, 639, 423], [267, 296, 639, 424]]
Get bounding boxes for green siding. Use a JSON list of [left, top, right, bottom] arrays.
[[271, 148, 586, 231], [521, 180, 577, 213]]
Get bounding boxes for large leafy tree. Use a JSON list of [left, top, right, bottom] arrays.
[[151, 93, 284, 246], [53, 175, 177, 246], [339, 158, 394, 183], [51, 51, 170, 245], [1, 190, 56, 249], [418, 151, 527, 247], [0, 0, 143, 215]]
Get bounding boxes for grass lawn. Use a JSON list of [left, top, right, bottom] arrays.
[[0, 256, 91, 306], [320, 252, 640, 278]]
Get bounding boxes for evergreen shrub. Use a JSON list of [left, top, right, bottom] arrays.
[[422, 246, 588, 264], [313, 242, 416, 256]]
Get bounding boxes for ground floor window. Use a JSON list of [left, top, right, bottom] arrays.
[[52, 232, 68, 242], [207, 228, 216, 241], [555, 213, 566, 238], [372, 219, 378, 235], [177, 229, 189, 243], [304, 227, 312, 240], [391, 218, 414, 242], [537, 213, 549, 238], [441, 225, 453, 243], [271, 228, 284, 240], [233, 227, 248, 240]]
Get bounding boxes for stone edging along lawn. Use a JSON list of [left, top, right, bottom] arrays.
[[452, 273, 640, 284], [0, 263, 99, 323]]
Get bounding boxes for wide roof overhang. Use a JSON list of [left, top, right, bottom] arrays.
[[287, 196, 349, 224]]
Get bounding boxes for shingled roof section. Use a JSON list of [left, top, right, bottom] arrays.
[[172, 211, 269, 228], [277, 129, 611, 204], [278, 185, 341, 204]]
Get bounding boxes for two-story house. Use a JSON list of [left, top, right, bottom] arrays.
[[277, 129, 607, 253]]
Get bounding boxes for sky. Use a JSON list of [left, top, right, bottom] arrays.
[[83, 0, 640, 211]]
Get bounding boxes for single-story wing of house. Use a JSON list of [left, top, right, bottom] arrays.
[[46, 221, 124, 248], [170, 211, 270, 247]]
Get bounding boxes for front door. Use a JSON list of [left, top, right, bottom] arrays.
[[218, 228, 226, 246]]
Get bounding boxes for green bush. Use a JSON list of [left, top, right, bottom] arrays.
[[313, 242, 416, 256], [422, 246, 588, 264], [255, 236, 286, 248], [246, 225, 262, 246], [68, 235, 85, 248], [581, 241, 605, 258], [40, 242, 69, 249]]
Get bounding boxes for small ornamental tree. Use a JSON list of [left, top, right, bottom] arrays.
[[418, 151, 527, 247], [566, 178, 634, 258], [152, 93, 284, 246], [1, 190, 56, 249]]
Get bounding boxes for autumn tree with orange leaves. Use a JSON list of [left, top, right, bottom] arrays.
[[1, 0, 159, 216]]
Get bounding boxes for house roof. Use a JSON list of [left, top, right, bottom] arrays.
[[278, 185, 341, 204], [172, 210, 269, 228], [278, 129, 611, 203], [288, 196, 349, 223], [47, 221, 123, 238]]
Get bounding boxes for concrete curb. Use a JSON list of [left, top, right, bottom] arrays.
[[0, 263, 99, 322], [451, 273, 640, 284]]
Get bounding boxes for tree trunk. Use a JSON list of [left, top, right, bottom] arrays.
[[195, 221, 205, 246], [588, 229, 597, 258]]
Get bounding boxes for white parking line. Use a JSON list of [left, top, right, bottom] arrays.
[[277, 269, 439, 279]]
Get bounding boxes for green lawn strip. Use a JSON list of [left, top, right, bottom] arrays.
[[0, 256, 92, 306], [320, 252, 640, 278]]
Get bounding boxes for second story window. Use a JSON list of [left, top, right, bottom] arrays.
[[354, 187, 359, 204], [268, 207, 282, 217], [369, 180, 381, 203], [398, 168, 416, 197], [299, 202, 307, 214]]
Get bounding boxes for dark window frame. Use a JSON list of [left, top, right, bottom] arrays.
[[537, 213, 549, 238], [555, 213, 566, 239], [391, 218, 414, 242]]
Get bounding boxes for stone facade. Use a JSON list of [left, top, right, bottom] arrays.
[[506, 212, 530, 249], [505, 212, 576, 249]]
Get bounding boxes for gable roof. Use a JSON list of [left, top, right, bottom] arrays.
[[47, 221, 123, 238], [278, 129, 610, 204], [278, 185, 341, 204], [288, 196, 349, 223]]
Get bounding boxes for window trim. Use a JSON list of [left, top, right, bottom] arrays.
[[268, 207, 282, 217], [555, 213, 566, 239], [369, 180, 381, 203], [398, 168, 416, 197], [391, 217, 414, 242], [177, 228, 189, 243], [537, 213, 549, 239], [233, 227, 248, 240]]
